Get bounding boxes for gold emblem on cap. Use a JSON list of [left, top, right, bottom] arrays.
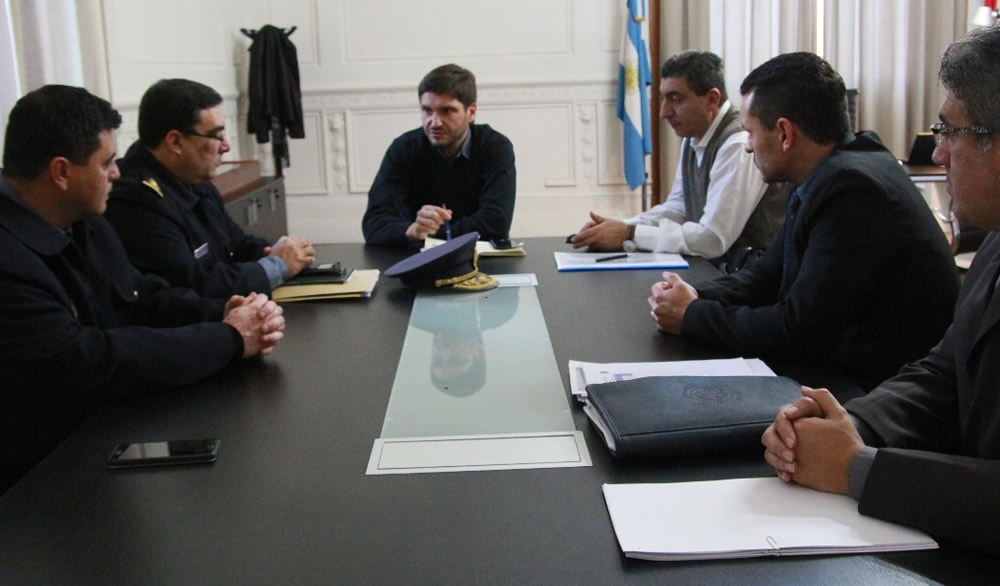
[[433, 251, 497, 291], [450, 272, 498, 291]]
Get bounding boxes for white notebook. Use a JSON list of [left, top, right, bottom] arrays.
[[603, 477, 937, 561]]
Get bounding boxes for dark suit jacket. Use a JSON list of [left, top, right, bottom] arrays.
[[0, 177, 242, 493], [847, 232, 1000, 554], [106, 142, 273, 297], [682, 132, 959, 389]]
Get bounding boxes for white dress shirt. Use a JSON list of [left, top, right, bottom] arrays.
[[626, 101, 769, 257]]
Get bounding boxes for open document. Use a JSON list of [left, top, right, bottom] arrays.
[[425, 237, 525, 257], [568, 357, 776, 401], [603, 478, 937, 561], [554, 251, 688, 271]]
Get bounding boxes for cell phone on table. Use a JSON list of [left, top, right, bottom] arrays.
[[298, 262, 344, 277], [107, 439, 220, 469], [490, 238, 514, 250]]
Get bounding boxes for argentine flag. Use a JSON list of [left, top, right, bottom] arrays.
[[617, 0, 652, 191]]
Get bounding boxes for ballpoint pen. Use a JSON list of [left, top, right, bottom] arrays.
[[442, 203, 452, 240], [595, 253, 628, 263]]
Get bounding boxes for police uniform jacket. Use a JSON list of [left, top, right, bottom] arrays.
[[0, 176, 242, 492], [106, 141, 272, 297]]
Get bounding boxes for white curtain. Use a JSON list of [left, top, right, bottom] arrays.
[[10, 0, 109, 98], [658, 0, 974, 185], [657, 0, 814, 194], [824, 0, 969, 157], [0, 1, 20, 156], [710, 0, 816, 100]]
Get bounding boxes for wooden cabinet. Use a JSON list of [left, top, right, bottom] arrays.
[[222, 176, 288, 243]]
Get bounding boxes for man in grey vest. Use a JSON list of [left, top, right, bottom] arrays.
[[649, 52, 958, 391], [571, 51, 785, 268]]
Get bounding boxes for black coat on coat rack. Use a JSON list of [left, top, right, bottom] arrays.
[[241, 25, 304, 178]]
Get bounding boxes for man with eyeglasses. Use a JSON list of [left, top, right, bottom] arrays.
[[106, 79, 315, 298], [0, 85, 285, 493], [762, 25, 1000, 554]]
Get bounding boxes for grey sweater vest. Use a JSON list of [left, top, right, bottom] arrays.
[[681, 108, 786, 260]]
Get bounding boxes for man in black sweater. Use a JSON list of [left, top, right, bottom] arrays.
[[362, 64, 516, 246]]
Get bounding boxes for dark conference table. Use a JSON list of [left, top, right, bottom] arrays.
[[0, 237, 995, 584]]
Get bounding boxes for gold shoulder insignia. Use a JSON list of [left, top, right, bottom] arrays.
[[141, 178, 164, 198]]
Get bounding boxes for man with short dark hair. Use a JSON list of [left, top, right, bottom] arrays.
[[105, 78, 315, 298], [572, 51, 785, 266], [362, 64, 516, 246], [648, 52, 959, 390], [762, 26, 1000, 554], [0, 85, 285, 492]]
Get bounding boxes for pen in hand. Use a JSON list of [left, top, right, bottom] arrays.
[[442, 203, 452, 241], [595, 253, 629, 263]]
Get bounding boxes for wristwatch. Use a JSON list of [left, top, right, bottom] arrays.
[[622, 224, 637, 253]]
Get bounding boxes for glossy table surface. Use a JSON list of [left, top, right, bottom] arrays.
[[0, 237, 995, 585]]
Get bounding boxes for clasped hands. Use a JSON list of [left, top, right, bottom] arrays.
[[761, 387, 865, 496], [647, 272, 698, 335], [406, 205, 452, 241], [223, 292, 285, 358], [570, 211, 628, 251]]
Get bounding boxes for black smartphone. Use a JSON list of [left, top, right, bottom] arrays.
[[490, 238, 514, 250], [107, 439, 220, 469], [298, 262, 344, 277]]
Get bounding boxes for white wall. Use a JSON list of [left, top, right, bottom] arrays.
[[100, 0, 644, 244], [15, 0, 968, 245]]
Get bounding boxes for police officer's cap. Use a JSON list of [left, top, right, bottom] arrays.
[[385, 232, 498, 291]]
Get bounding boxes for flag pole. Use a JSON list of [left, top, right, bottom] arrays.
[[648, 0, 660, 209]]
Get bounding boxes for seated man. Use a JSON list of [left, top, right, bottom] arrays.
[[648, 53, 959, 391], [571, 51, 785, 267], [0, 85, 284, 493], [762, 25, 1000, 554], [105, 79, 315, 298], [362, 64, 516, 246]]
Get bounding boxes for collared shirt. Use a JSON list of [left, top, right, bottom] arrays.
[[435, 129, 474, 162], [626, 101, 769, 257]]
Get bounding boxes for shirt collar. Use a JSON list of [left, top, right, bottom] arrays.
[[460, 128, 473, 159], [0, 174, 75, 256], [436, 126, 474, 161], [689, 101, 733, 150]]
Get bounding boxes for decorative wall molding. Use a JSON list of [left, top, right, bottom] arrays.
[[301, 81, 616, 110], [577, 103, 597, 185], [326, 111, 348, 194]]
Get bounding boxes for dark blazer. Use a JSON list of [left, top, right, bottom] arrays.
[[847, 232, 1000, 554], [0, 177, 242, 493], [106, 142, 273, 297], [362, 124, 516, 246], [682, 132, 959, 390]]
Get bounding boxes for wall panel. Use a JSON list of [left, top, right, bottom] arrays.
[[342, 0, 572, 61], [101, 0, 640, 243]]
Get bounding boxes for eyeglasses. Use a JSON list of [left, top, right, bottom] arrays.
[[929, 122, 998, 146], [185, 131, 229, 144]]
